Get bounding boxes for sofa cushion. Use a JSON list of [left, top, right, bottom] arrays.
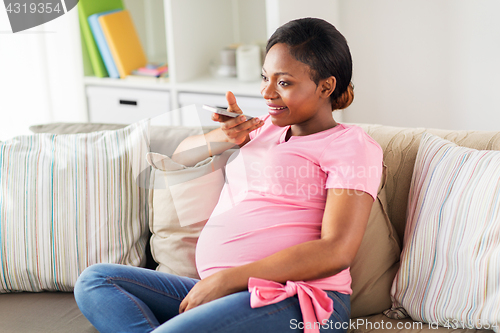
[[0, 292, 97, 333], [0, 121, 150, 292], [29, 122, 127, 134], [350, 166, 401, 318], [147, 149, 236, 278], [385, 133, 500, 331]]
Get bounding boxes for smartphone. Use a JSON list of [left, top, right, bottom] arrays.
[[202, 105, 254, 120]]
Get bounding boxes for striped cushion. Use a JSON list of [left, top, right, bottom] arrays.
[[0, 121, 150, 293], [385, 133, 500, 332]]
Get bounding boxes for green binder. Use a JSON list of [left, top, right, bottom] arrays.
[[78, 0, 125, 78]]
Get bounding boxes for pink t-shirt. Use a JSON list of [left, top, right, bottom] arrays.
[[196, 114, 383, 294]]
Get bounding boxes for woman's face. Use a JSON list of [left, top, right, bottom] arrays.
[[260, 43, 334, 134]]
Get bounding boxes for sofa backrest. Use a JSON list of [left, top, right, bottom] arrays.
[[354, 123, 500, 244]]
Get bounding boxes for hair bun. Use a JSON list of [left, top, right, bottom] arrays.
[[332, 82, 354, 110]]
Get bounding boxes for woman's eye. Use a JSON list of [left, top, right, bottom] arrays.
[[279, 81, 289, 87], [261, 74, 268, 81]]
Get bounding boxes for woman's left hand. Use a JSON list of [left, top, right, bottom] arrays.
[[179, 271, 234, 313]]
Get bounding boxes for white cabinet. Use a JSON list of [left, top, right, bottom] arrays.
[[80, 0, 339, 125], [86, 86, 172, 124]]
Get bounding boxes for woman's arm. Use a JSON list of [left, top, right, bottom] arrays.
[[171, 91, 263, 166], [179, 188, 374, 312], [170, 128, 236, 167]]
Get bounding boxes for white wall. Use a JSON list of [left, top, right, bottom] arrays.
[[339, 0, 500, 131], [0, 7, 86, 141], [1, 0, 499, 139], [266, 0, 340, 38]]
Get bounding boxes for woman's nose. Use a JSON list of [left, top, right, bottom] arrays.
[[261, 81, 278, 100]]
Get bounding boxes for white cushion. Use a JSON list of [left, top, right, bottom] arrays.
[[147, 150, 236, 279]]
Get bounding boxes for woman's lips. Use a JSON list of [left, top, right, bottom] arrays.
[[267, 104, 288, 115]]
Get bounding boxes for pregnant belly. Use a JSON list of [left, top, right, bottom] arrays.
[[195, 200, 324, 279]]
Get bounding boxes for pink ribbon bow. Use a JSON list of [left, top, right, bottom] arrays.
[[248, 277, 333, 333]]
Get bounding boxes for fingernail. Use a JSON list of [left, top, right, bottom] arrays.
[[239, 115, 246, 121]]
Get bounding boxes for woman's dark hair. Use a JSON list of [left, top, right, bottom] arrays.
[[266, 18, 354, 110]]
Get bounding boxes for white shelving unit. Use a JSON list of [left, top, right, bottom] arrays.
[[81, 0, 340, 126]]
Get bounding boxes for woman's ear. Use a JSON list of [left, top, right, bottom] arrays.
[[319, 76, 336, 99]]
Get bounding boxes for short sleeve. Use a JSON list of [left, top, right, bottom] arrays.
[[249, 114, 270, 141], [320, 127, 383, 200]]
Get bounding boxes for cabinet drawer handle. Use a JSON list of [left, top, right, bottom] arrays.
[[119, 99, 138, 106]]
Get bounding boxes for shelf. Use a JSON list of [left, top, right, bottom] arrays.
[[83, 76, 170, 91], [83, 76, 261, 97], [176, 76, 262, 97]]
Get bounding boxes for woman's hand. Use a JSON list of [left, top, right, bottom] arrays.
[[212, 91, 264, 146], [179, 271, 233, 313]]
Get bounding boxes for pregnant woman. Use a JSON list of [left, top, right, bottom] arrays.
[[74, 17, 383, 333]]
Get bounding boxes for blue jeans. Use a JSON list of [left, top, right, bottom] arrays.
[[74, 263, 350, 333]]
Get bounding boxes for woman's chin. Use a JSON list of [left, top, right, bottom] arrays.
[[269, 117, 288, 127], [268, 110, 290, 127]]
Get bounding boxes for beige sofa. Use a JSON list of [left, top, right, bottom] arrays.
[[1, 121, 498, 333]]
